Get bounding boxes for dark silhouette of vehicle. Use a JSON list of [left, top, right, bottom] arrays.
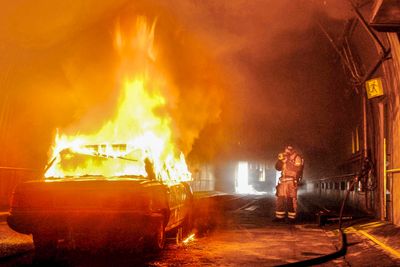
[[7, 145, 193, 259]]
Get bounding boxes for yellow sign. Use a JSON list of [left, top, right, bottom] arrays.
[[365, 78, 384, 99]]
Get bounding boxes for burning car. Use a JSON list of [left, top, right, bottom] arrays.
[[7, 144, 193, 258]]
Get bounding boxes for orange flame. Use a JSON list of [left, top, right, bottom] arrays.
[[45, 16, 191, 184], [182, 233, 196, 244]]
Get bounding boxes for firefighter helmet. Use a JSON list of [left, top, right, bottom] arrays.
[[285, 145, 294, 154]]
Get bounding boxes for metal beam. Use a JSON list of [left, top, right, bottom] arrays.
[[350, 0, 388, 54]]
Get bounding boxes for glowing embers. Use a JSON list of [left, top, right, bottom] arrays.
[[45, 16, 191, 184], [182, 233, 196, 244]]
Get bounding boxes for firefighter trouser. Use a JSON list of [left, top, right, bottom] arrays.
[[275, 180, 298, 220]]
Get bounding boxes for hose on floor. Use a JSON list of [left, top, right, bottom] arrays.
[[277, 178, 358, 266]]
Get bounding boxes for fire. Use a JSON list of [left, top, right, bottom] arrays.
[[182, 233, 196, 244], [45, 16, 191, 184]]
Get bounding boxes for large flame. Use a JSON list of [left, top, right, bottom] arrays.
[[45, 16, 191, 184]]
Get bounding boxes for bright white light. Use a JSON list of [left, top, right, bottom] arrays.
[[235, 161, 268, 195], [236, 162, 249, 194], [275, 171, 281, 186], [275, 170, 281, 195]]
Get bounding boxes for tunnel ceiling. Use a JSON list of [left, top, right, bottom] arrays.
[[0, 0, 365, 176]]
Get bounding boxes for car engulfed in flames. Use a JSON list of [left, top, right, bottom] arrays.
[[7, 144, 193, 257], [7, 15, 202, 258]]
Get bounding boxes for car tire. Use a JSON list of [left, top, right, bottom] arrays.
[[32, 234, 58, 262], [145, 217, 165, 252]]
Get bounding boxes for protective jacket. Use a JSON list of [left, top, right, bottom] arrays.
[[275, 151, 304, 182]]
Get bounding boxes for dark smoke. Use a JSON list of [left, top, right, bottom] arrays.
[[161, 0, 353, 175]]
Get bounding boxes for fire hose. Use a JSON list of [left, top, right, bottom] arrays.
[[277, 178, 359, 266]]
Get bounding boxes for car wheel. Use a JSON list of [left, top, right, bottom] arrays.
[[145, 218, 165, 252], [32, 233, 58, 262]]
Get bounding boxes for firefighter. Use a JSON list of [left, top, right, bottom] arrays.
[[274, 145, 304, 223]]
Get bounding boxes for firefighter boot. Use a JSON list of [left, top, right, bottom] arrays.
[[273, 210, 286, 223], [287, 211, 296, 224]]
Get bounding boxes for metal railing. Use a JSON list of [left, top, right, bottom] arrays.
[[189, 179, 215, 192], [386, 168, 400, 174]]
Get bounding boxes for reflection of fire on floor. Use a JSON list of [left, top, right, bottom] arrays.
[[158, 224, 339, 266], [234, 199, 258, 212], [244, 205, 258, 211]]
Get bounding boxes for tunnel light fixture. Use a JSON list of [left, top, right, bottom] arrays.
[[235, 161, 268, 195], [236, 161, 249, 194]]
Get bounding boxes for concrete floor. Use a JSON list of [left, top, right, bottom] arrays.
[[0, 194, 400, 266]]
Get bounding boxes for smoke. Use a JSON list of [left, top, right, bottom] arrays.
[[160, 1, 352, 162], [0, 0, 226, 167], [0, 0, 353, 176], [157, 0, 354, 176]]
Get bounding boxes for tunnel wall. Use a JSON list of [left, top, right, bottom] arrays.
[[329, 2, 400, 225], [383, 33, 400, 225], [306, 178, 375, 215], [330, 15, 381, 218]]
